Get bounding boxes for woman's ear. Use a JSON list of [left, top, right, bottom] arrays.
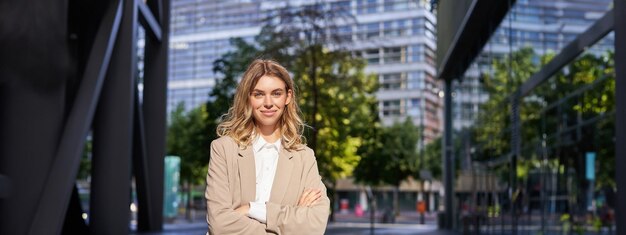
[[285, 89, 293, 105]]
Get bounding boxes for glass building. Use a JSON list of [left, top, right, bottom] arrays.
[[168, 0, 442, 143], [452, 0, 613, 130]]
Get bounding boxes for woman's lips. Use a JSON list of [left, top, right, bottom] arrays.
[[261, 110, 276, 117]]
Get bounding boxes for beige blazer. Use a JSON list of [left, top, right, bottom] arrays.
[[205, 136, 330, 235]]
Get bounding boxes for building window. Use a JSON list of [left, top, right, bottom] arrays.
[[383, 47, 404, 64], [384, 0, 410, 12], [362, 49, 380, 65], [382, 100, 402, 116], [412, 18, 425, 35], [331, 1, 352, 13], [383, 19, 408, 37], [358, 22, 380, 39], [357, 0, 378, 14], [408, 71, 424, 89], [410, 45, 424, 63], [380, 73, 405, 90], [407, 98, 421, 116]]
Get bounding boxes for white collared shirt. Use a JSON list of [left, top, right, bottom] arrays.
[[247, 136, 281, 223]]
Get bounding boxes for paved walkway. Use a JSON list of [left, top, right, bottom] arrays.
[[133, 222, 457, 235], [131, 211, 457, 235]]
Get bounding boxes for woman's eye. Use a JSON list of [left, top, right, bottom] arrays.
[[253, 92, 264, 98], [272, 92, 282, 97]]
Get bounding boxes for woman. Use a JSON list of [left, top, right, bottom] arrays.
[[205, 59, 330, 234]]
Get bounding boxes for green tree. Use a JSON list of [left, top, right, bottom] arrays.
[[473, 47, 615, 195], [166, 103, 210, 220], [421, 136, 443, 180], [355, 118, 420, 215], [475, 48, 541, 158]]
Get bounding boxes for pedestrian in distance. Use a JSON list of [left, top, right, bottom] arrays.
[[205, 59, 330, 234]]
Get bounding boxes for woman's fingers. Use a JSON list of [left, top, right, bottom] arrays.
[[298, 189, 322, 206], [298, 189, 312, 206], [300, 189, 315, 206]]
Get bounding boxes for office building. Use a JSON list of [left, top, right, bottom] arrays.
[[168, 0, 442, 142]]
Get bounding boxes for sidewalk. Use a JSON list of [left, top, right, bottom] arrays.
[[132, 210, 455, 235], [334, 211, 438, 224]]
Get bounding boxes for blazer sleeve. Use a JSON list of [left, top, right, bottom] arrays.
[[265, 148, 330, 235], [205, 139, 267, 234]]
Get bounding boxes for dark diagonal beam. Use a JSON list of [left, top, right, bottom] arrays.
[[27, 1, 123, 234], [90, 0, 136, 233], [137, 0, 162, 41], [133, 84, 155, 231], [140, 0, 170, 230]]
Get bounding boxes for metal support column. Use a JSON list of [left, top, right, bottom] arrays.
[[0, 0, 73, 234], [614, 0, 625, 234], [91, 0, 137, 233], [443, 78, 455, 229], [509, 92, 520, 235], [27, 1, 123, 234], [133, 83, 155, 231], [142, 0, 169, 230]]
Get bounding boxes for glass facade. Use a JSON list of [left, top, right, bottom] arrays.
[[453, 0, 613, 130]]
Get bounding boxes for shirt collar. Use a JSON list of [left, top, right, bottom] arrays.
[[252, 135, 281, 153]]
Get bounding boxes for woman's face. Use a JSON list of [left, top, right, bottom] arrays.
[[249, 75, 292, 132]]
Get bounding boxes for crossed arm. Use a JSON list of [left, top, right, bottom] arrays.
[[234, 188, 323, 215], [205, 141, 329, 235]]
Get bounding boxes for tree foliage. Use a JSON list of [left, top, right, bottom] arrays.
[[166, 103, 210, 186], [354, 118, 420, 187], [472, 47, 615, 188], [294, 45, 379, 183]]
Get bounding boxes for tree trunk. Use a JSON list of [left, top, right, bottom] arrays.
[[393, 185, 399, 219], [185, 179, 192, 221]]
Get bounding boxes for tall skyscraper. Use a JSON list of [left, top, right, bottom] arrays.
[[168, 0, 442, 143]]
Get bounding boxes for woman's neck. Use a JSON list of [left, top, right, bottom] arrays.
[[256, 125, 281, 143]]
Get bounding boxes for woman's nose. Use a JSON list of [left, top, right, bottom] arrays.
[[263, 96, 273, 108]]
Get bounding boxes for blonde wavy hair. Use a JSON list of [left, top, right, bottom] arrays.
[[216, 59, 305, 150]]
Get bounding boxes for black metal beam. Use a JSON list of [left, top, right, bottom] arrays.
[[133, 84, 155, 231], [27, 1, 123, 234], [443, 79, 455, 229], [90, 0, 136, 233], [0, 0, 75, 233], [0, 175, 8, 199], [614, 0, 625, 234], [437, 0, 515, 80], [140, 0, 169, 230], [519, 10, 614, 97], [137, 0, 162, 41]]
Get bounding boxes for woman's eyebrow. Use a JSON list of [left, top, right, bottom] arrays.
[[251, 88, 285, 93]]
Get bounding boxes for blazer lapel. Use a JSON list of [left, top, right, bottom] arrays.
[[237, 146, 256, 203], [269, 147, 294, 203]]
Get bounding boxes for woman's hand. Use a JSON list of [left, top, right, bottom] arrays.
[[297, 188, 322, 207], [235, 204, 250, 215]]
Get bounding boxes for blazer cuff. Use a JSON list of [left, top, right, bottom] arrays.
[[248, 201, 267, 223]]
